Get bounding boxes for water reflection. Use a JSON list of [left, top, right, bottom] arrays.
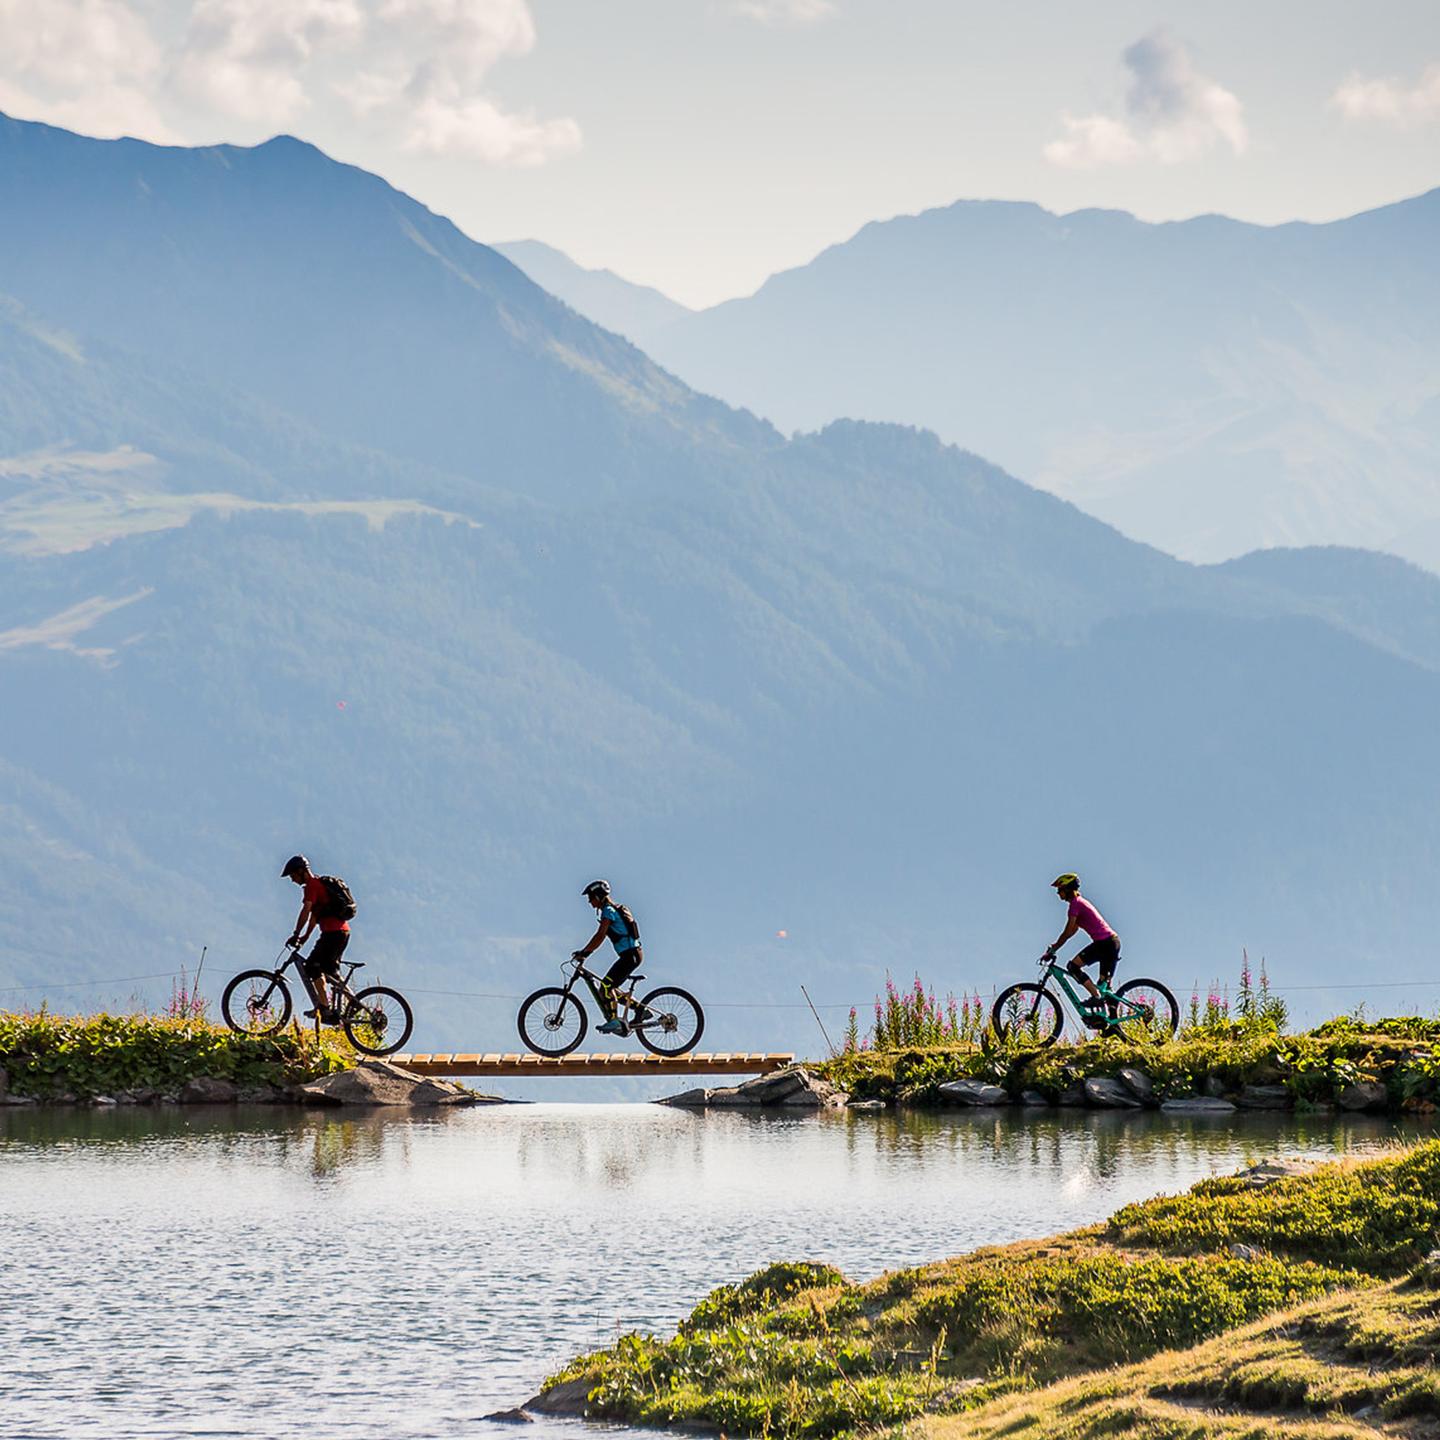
[[3, 1103, 1431, 1440]]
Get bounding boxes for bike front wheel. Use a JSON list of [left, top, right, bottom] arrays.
[[635, 987, 704, 1056], [343, 986, 414, 1056], [990, 983, 1064, 1048], [518, 988, 588, 1057], [1111, 978, 1180, 1044], [221, 970, 293, 1037]]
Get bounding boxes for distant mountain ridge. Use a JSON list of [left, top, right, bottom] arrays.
[[593, 191, 1440, 570], [3, 112, 1440, 1058], [494, 239, 691, 348]]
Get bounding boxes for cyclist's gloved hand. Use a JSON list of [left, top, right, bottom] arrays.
[[571, 950, 585, 962], [287, 935, 302, 949]]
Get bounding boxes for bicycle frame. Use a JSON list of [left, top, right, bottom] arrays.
[[561, 956, 649, 1025], [272, 948, 362, 1014], [1040, 959, 1143, 1024]]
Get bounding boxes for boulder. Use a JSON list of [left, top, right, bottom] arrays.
[[1, 1093, 36, 1106], [938, 1079, 1009, 1107], [236, 1083, 287, 1104], [1236, 1158, 1317, 1188], [179, 1076, 238, 1104], [1117, 1068, 1154, 1102], [483, 1409, 535, 1424], [298, 1060, 474, 1107], [1083, 1077, 1142, 1108], [847, 1098, 887, 1111], [1230, 1243, 1264, 1261], [91, 1095, 118, 1107], [656, 1087, 714, 1108], [1160, 1097, 1237, 1114], [657, 1067, 846, 1109], [1019, 1090, 1051, 1107], [1338, 1080, 1388, 1112], [526, 1379, 591, 1417], [114, 1087, 159, 1105], [1235, 1084, 1291, 1110], [1056, 1085, 1086, 1107]]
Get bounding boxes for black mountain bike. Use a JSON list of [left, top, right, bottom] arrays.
[[221, 945, 414, 1057], [517, 955, 704, 1057], [991, 954, 1179, 1049]]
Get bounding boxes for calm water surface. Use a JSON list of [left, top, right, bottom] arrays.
[[4, 1103, 1431, 1439]]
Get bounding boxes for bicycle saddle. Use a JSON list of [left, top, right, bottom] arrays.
[[627, 974, 645, 984]]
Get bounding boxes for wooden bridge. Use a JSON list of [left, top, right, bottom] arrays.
[[391, 1051, 795, 1077]]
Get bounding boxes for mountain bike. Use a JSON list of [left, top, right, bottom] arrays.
[[221, 944, 414, 1057], [517, 955, 704, 1058], [990, 955, 1178, 1048]]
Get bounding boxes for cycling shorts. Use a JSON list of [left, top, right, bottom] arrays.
[[1069, 935, 1120, 984]]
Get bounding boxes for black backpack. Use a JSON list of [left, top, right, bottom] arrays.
[[613, 903, 640, 946], [315, 875, 358, 921]]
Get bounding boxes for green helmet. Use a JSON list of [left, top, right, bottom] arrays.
[[1051, 872, 1080, 892]]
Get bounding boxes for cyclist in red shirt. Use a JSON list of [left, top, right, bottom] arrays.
[[282, 854, 349, 1023]]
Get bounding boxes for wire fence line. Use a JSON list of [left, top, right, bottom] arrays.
[[3, 970, 1440, 1007]]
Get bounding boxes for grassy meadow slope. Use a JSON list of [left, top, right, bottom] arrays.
[[541, 1142, 1440, 1436]]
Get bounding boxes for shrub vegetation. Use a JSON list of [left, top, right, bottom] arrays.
[[0, 1010, 350, 1100]]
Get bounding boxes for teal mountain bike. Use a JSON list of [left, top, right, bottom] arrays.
[[991, 955, 1179, 1048]]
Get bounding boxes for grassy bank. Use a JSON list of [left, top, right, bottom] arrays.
[[0, 1011, 352, 1103], [811, 1016, 1440, 1112], [540, 1141, 1440, 1437]]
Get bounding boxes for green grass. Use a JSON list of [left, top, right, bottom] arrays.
[[910, 1262, 1440, 1440], [542, 1144, 1440, 1437], [0, 1010, 352, 1099], [810, 1018, 1440, 1111]]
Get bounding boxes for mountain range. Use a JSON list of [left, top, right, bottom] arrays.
[[3, 112, 1439, 1064], [507, 194, 1440, 572]]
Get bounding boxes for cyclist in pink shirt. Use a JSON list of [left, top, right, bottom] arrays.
[[1044, 873, 1119, 1025]]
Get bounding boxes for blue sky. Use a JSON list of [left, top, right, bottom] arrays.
[[1, 0, 1437, 305]]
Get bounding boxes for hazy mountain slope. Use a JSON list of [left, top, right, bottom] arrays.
[[494, 239, 691, 348], [648, 193, 1440, 569], [0, 114, 765, 508], [4, 116, 1440, 1056], [1215, 546, 1440, 674]]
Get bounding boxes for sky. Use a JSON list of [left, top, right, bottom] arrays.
[[1, 0, 1438, 307]]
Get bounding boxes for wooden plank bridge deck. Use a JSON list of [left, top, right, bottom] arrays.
[[391, 1052, 795, 1077]]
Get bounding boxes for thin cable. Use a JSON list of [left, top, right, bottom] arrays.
[[0, 971, 181, 995]]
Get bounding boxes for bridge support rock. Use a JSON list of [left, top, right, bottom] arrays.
[[657, 1066, 847, 1110]]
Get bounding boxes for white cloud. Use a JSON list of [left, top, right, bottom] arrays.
[[0, 0, 579, 167], [1045, 29, 1247, 169], [1331, 62, 1440, 128], [404, 93, 579, 163], [346, 0, 581, 163], [173, 0, 365, 123], [0, 0, 174, 139], [728, 0, 834, 23]]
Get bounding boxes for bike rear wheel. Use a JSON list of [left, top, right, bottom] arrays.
[[990, 983, 1064, 1048], [343, 986, 414, 1056], [1111, 978, 1180, 1043], [635, 987, 704, 1056], [221, 970, 293, 1037], [518, 988, 588, 1057]]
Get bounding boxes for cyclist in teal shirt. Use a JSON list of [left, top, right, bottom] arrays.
[[573, 880, 643, 1035]]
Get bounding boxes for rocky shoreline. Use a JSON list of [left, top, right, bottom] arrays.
[[0, 1057, 507, 1109], [655, 1061, 1398, 1115]]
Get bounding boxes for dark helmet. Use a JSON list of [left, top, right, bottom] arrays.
[[582, 879, 610, 900], [281, 854, 310, 878]]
